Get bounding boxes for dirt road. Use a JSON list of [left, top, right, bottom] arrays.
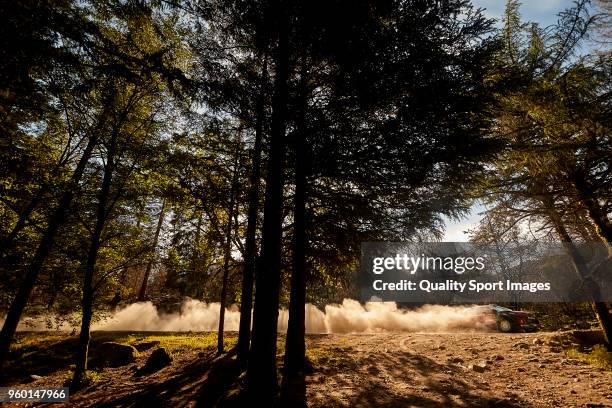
[[4, 331, 611, 407], [305, 332, 611, 407]]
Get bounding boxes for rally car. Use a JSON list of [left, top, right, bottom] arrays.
[[476, 304, 540, 333]]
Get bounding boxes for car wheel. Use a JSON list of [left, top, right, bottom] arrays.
[[498, 319, 513, 333]]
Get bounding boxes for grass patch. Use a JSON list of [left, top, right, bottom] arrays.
[[131, 333, 225, 354], [11, 331, 238, 356], [63, 369, 101, 387], [306, 347, 330, 365], [91, 331, 236, 354], [567, 344, 612, 371], [11, 332, 72, 352], [551, 330, 612, 371], [306, 345, 355, 369]]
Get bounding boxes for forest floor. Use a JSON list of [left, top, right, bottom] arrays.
[[1, 330, 611, 407]]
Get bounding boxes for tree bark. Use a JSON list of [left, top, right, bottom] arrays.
[[137, 199, 166, 301], [543, 197, 612, 349], [72, 127, 117, 387], [574, 179, 612, 243], [217, 148, 240, 354], [237, 56, 267, 368], [0, 132, 100, 368], [191, 211, 203, 298], [247, 1, 290, 401], [284, 64, 309, 377]]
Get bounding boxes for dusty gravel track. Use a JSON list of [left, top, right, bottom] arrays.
[[305, 332, 611, 408], [4, 332, 611, 407]]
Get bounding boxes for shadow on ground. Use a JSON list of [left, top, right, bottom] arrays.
[[307, 347, 527, 408], [1, 332, 132, 385], [1, 335, 78, 384], [70, 348, 241, 408], [84, 346, 528, 408]]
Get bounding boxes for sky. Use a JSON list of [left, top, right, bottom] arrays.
[[442, 0, 576, 241], [473, 0, 577, 28]]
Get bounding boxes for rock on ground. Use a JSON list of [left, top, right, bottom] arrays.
[[94, 342, 138, 368], [136, 347, 173, 376]]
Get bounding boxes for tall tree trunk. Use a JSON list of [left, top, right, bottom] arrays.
[[237, 56, 267, 368], [575, 179, 612, 243], [284, 65, 309, 377], [137, 199, 166, 301], [543, 197, 612, 349], [247, 1, 290, 401], [0, 133, 99, 368], [72, 129, 117, 387], [217, 149, 240, 354], [191, 212, 203, 298]]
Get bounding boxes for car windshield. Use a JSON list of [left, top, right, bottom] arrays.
[[493, 306, 513, 312], [473, 305, 514, 313]]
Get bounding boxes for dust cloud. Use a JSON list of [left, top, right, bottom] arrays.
[[92, 299, 241, 332], [4, 298, 496, 333], [96, 298, 495, 333]]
